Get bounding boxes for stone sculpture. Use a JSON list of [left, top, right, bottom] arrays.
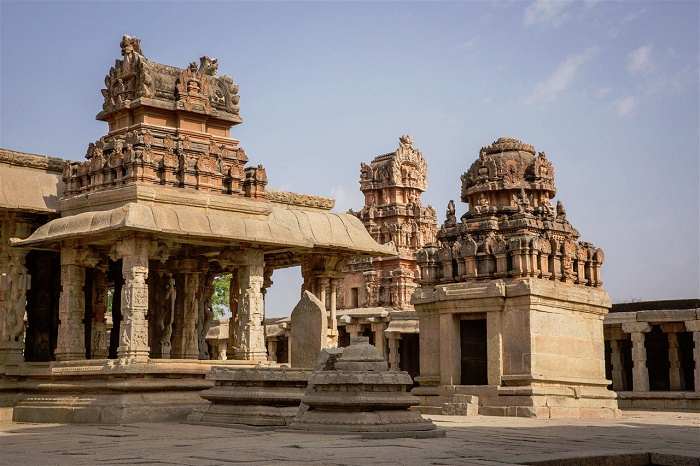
[[290, 291, 326, 368]]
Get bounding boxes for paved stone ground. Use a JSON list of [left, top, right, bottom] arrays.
[[0, 411, 698, 465]]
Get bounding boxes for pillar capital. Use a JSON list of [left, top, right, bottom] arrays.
[[622, 322, 652, 334]]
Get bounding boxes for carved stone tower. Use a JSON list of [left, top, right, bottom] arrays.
[[336, 136, 437, 374], [412, 137, 617, 419]]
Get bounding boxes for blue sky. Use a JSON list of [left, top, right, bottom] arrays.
[[1, 1, 698, 316]]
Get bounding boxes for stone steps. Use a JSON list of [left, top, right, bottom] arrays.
[[414, 394, 479, 416]]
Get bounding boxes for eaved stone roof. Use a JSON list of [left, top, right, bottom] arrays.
[[0, 148, 64, 213], [13, 200, 397, 256]]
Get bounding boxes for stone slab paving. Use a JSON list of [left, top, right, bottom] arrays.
[[0, 411, 698, 466]]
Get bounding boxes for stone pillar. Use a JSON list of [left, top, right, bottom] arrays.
[[55, 247, 86, 361], [388, 332, 401, 371], [622, 322, 651, 392], [231, 250, 267, 361], [91, 269, 109, 359], [172, 259, 200, 359], [328, 278, 339, 347], [0, 249, 30, 366], [371, 322, 386, 358], [319, 278, 329, 310], [663, 323, 684, 391], [684, 320, 700, 392], [440, 313, 461, 386], [268, 337, 278, 362], [117, 239, 150, 361], [609, 339, 625, 391]]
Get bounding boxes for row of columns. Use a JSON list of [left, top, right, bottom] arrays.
[[54, 239, 268, 363], [612, 321, 700, 392]]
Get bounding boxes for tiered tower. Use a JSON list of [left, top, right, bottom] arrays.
[[341, 135, 437, 311]]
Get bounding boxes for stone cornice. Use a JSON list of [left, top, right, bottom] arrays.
[[0, 148, 65, 174]]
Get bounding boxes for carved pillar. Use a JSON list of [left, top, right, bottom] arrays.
[[55, 247, 86, 361], [371, 322, 386, 358], [231, 250, 266, 361], [622, 322, 651, 392], [0, 248, 30, 366], [172, 259, 200, 359], [327, 278, 339, 347], [388, 332, 401, 371], [90, 269, 109, 359], [663, 323, 685, 391], [227, 272, 239, 359], [117, 239, 150, 361], [609, 339, 625, 391], [267, 337, 278, 362], [685, 320, 700, 392], [197, 270, 214, 360]]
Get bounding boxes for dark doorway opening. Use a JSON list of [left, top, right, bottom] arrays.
[[460, 318, 487, 385], [645, 325, 670, 391], [399, 333, 420, 382], [678, 332, 695, 391]]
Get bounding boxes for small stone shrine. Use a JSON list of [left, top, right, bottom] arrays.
[[289, 336, 442, 437], [413, 137, 617, 418]]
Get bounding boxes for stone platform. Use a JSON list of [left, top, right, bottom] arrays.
[[0, 411, 698, 465], [1, 359, 269, 424]]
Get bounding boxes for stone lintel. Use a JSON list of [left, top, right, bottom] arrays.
[[621, 322, 652, 334], [684, 319, 700, 332]]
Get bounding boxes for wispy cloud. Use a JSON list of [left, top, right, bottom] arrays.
[[621, 8, 646, 23], [614, 96, 637, 117], [457, 37, 478, 51], [627, 45, 654, 74], [594, 87, 612, 99], [524, 0, 574, 27], [526, 48, 597, 104], [330, 184, 363, 213]]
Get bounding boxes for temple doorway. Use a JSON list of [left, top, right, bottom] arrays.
[[460, 318, 487, 385], [645, 325, 670, 391], [399, 333, 419, 381]]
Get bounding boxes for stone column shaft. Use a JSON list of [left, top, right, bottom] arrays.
[[371, 322, 386, 359], [55, 248, 86, 361], [346, 324, 361, 339], [117, 239, 150, 361], [0, 249, 30, 365], [667, 331, 683, 391], [268, 338, 278, 362], [388, 333, 401, 371], [609, 339, 625, 391], [231, 250, 267, 361], [622, 322, 651, 392]]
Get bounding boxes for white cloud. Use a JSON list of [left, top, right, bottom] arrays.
[[621, 8, 646, 23], [614, 96, 637, 116], [526, 48, 597, 104], [458, 37, 478, 51], [524, 0, 574, 27], [627, 45, 654, 74]]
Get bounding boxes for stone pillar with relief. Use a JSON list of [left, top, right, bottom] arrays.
[[371, 321, 386, 358], [116, 239, 151, 361], [55, 247, 86, 361], [231, 250, 267, 361], [327, 278, 339, 347], [91, 269, 109, 359], [171, 259, 200, 359], [622, 322, 651, 392], [685, 320, 700, 393], [0, 248, 30, 366]]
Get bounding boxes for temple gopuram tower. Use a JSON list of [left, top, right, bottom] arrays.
[[413, 137, 617, 418], [337, 136, 437, 377]]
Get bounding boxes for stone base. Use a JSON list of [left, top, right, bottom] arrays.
[[617, 391, 700, 411], [1, 359, 269, 424], [289, 409, 443, 437], [431, 383, 619, 419], [188, 367, 310, 427]]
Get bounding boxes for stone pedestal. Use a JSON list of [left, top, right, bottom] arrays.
[[622, 322, 651, 392], [189, 367, 310, 426], [289, 337, 442, 437], [55, 247, 86, 361]]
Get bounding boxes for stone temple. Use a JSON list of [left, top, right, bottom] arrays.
[[1, 35, 698, 429], [0, 35, 394, 423]]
